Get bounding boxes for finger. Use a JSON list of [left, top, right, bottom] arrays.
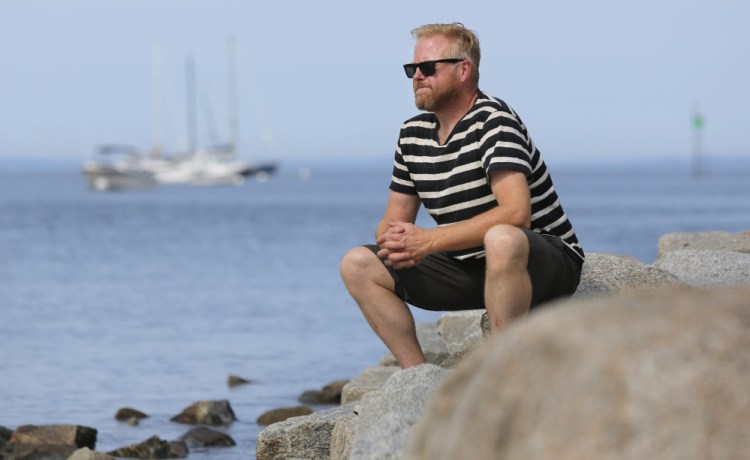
[[378, 240, 405, 251], [392, 259, 417, 270]]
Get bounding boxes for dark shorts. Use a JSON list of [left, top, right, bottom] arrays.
[[365, 228, 582, 311]]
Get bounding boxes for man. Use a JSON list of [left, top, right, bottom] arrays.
[[340, 23, 584, 368]]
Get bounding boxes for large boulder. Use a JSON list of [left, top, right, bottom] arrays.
[[348, 364, 450, 460], [658, 230, 750, 255], [436, 310, 484, 356], [653, 249, 750, 287], [329, 412, 358, 460], [256, 404, 355, 460], [573, 252, 682, 298], [404, 287, 750, 460]]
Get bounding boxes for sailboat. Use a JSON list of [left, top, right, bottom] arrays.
[[150, 37, 277, 186], [82, 37, 277, 190]]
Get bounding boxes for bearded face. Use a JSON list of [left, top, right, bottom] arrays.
[[414, 76, 460, 112]]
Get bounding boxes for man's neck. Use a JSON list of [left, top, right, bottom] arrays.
[[435, 88, 479, 145]]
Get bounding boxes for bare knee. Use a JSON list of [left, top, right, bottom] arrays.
[[484, 225, 529, 268], [340, 246, 386, 284]]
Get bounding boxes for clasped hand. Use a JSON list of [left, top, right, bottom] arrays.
[[376, 221, 431, 269]]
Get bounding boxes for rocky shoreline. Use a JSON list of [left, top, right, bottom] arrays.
[[2, 230, 749, 459], [255, 230, 750, 460]]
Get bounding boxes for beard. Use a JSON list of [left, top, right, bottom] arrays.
[[414, 81, 460, 112]]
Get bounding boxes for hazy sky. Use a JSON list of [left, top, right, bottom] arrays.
[[1, 0, 748, 168]]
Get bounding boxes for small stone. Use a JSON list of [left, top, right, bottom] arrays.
[[115, 407, 148, 421], [298, 379, 349, 405], [227, 375, 253, 387]]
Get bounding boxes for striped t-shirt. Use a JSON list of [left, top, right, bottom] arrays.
[[390, 90, 584, 263]]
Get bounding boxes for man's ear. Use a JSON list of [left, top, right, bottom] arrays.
[[460, 60, 473, 82]]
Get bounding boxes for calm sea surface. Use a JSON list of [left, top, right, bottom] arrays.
[[2, 165, 750, 458]]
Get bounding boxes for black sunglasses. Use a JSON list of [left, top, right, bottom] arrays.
[[403, 58, 464, 78]]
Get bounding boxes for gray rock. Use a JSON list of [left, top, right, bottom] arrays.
[[573, 252, 683, 298], [403, 287, 750, 460], [349, 364, 450, 460], [658, 230, 750, 255], [67, 447, 117, 460], [436, 310, 484, 355], [170, 400, 236, 426], [653, 249, 750, 287], [257, 406, 313, 426], [340, 365, 399, 404], [379, 322, 449, 366], [329, 412, 357, 460], [256, 404, 355, 460]]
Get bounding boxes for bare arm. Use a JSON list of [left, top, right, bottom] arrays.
[[378, 170, 531, 268], [375, 190, 421, 239]]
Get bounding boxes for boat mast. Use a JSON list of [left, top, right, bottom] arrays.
[[227, 34, 239, 155], [186, 56, 198, 153], [151, 44, 163, 157]]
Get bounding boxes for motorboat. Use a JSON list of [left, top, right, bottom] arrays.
[[80, 147, 157, 191]]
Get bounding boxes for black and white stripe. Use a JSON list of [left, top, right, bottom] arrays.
[[390, 91, 584, 262]]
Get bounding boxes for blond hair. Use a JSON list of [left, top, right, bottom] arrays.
[[411, 22, 480, 83]]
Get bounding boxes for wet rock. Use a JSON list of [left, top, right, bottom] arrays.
[[256, 404, 354, 460], [404, 287, 750, 460], [107, 435, 188, 459], [114, 408, 148, 421], [1, 442, 77, 459], [0, 425, 11, 448], [298, 379, 349, 405], [68, 447, 117, 459], [178, 426, 236, 448], [227, 374, 253, 387], [170, 400, 236, 426], [9, 424, 97, 449], [256, 406, 313, 426]]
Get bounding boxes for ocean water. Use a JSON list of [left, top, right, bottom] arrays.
[[2, 165, 750, 458]]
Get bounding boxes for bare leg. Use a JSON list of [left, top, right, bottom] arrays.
[[483, 225, 533, 333], [340, 246, 426, 368]]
